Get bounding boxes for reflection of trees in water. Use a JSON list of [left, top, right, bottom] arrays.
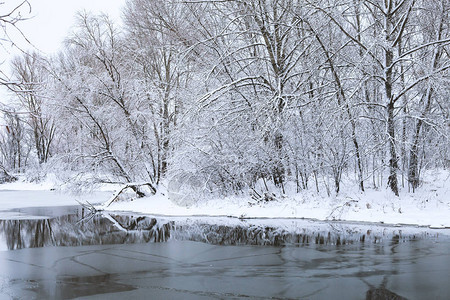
[[172, 224, 412, 247], [0, 213, 173, 250], [0, 218, 54, 249], [105, 218, 406, 247], [0, 213, 434, 250]]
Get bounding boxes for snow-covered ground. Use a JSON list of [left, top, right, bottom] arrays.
[[99, 170, 450, 228], [1, 170, 449, 228], [0, 178, 112, 211]]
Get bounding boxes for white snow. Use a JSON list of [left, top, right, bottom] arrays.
[[0, 190, 110, 211], [0, 177, 112, 212], [99, 170, 450, 228], [0, 176, 57, 191], [1, 170, 449, 228]]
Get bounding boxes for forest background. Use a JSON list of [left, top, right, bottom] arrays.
[[1, 0, 449, 210]]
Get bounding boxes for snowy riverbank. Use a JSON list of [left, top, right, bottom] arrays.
[[0, 178, 112, 211], [100, 170, 450, 228], [101, 189, 450, 229], [1, 170, 449, 228]]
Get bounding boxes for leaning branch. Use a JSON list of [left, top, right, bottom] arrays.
[[102, 182, 157, 208]]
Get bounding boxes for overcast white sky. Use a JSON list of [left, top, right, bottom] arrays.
[[5, 0, 125, 54], [0, 0, 125, 101]]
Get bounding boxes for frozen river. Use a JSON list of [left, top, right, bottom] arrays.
[[1, 206, 449, 299]]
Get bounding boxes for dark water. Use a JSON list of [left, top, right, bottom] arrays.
[[0, 206, 449, 299]]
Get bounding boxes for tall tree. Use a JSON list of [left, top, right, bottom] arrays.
[[313, 0, 449, 195], [10, 52, 55, 164], [407, 0, 450, 190]]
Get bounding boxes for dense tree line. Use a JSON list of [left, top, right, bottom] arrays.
[[1, 0, 449, 200]]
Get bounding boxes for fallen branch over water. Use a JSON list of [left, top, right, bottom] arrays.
[[103, 182, 157, 208], [76, 199, 97, 213]]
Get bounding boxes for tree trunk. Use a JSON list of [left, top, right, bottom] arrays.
[[384, 4, 399, 196], [408, 11, 443, 190], [387, 100, 399, 196], [408, 87, 433, 191]]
